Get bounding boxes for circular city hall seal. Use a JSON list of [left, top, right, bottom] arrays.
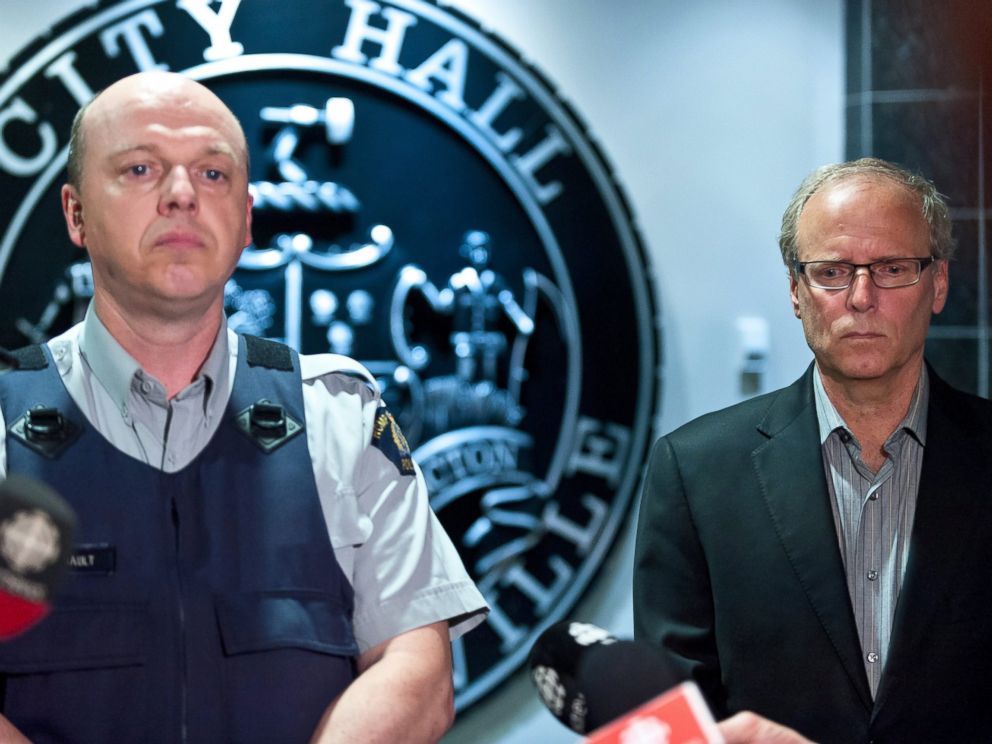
[[0, 0, 660, 709]]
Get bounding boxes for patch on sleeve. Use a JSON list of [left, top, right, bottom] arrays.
[[372, 407, 416, 476]]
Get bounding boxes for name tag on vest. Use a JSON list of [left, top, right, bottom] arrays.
[[69, 544, 115, 574]]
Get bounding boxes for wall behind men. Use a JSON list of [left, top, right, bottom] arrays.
[[448, 0, 843, 434], [0, 1, 843, 741]]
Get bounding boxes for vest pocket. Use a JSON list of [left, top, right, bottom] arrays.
[[0, 603, 144, 671], [0, 604, 148, 743], [215, 589, 358, 657], [214, 590, 358, 743]]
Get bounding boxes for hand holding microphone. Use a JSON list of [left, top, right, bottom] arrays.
[[530, 622, 814, 744], [718, 712, 814, 744]]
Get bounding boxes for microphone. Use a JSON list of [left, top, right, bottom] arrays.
[[529, 621, 723, 743], [0, 475, 77, 639]]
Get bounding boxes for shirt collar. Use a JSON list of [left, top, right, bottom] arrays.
[[78, 303, 230, 414], [813, 364, 929, 447]]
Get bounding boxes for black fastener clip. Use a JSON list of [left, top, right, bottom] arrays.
[[8, 405, 82, 459], [234, 399, 303, 453]]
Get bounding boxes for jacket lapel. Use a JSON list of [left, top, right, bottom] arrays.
[[873, 370, 991, 712], [751, 366, 873, 710]]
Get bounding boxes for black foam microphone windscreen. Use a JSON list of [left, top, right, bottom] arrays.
[[529, 621, 681, 734], [0, 475, 77, 639]]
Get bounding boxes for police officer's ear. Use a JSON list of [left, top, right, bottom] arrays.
[[61, 184, 86, 249]]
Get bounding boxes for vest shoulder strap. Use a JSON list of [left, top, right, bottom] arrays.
[[243, 335, 293, 371], [11, 345, 48, 370]]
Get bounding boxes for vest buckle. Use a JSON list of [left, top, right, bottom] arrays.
[[234, 399, 303, 453], [250, 402, 287, 438], [8, 405, 82, 459]]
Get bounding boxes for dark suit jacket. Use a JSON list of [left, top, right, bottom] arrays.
[[634, 364, 992, 743]]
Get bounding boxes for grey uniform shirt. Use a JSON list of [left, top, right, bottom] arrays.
[[0, 307, 487, 653], [813, 365, 927, 698]]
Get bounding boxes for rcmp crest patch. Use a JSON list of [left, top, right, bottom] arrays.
[[372, 407, 415, 476]]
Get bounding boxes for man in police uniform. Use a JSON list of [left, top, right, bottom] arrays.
[[0, 71, 487, 743]]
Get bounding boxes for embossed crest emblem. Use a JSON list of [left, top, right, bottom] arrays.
[[0, 0, 659, 708]]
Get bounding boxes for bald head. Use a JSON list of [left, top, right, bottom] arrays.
[[67, 72, 249, 190]]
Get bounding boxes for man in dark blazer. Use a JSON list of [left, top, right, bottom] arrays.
[[634, 158, 992, 743]]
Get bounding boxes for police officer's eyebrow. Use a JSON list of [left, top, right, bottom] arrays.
[[107, 142, 241, 163]]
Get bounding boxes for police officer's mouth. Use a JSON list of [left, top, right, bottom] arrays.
[[155, 230, 205, 248]]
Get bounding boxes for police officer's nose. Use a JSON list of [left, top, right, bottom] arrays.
[[159, 166, 198, 215]]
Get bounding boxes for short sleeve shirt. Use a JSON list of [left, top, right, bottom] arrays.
[[0, 308, 487, 652]]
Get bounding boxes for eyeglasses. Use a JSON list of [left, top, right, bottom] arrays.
[[793, 257, 937, 289]]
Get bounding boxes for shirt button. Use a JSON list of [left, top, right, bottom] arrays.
[[868, 493, 879, 501], [141, 381, 152, 394], [866, 652, 879, 663], [867, 570, 878, 581], [839, 431, 852, 443]]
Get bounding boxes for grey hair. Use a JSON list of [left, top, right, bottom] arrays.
[[778, 157, 955, 269]]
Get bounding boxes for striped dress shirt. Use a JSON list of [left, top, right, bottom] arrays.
[[813, 366, 928, 699]]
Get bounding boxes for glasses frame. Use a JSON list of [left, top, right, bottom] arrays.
[[792, 256, 937, 290]]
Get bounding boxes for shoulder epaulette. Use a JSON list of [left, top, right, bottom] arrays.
[[243, 335, 293, 371], [11, 345, 48, 370]]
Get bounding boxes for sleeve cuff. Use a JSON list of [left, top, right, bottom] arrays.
[[353, 580, 490, 652]]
